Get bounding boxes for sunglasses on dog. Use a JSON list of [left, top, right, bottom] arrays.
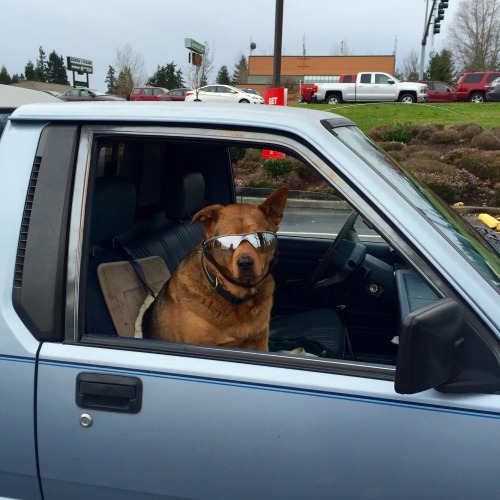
[[204, 231, 277, 256]]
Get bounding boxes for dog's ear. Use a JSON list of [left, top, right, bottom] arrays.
[[259, 186, 288, 227], [192, 205, 223, 238]]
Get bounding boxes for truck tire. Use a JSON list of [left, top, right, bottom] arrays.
[[239, 99, 250, 103], [398, 93, 416, 104], [325, 94, 342, 105], [469, 92, 485, 103]]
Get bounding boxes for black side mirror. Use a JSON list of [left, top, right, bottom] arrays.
[[395, 298, 464, 394], [388, 80, 395, 85]]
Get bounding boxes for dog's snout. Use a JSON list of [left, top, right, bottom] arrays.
[[237, 254, 254, 270]]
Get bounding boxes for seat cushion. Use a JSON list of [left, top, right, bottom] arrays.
[[270, 309, 345, 359]]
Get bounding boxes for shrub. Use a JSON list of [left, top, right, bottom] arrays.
[[413, 123, 444, 141], [457, 152, 500, 182], [442, 148, 471, 165], [263, 158, 295, 178], [229, 146, 247, 163], [471, 132, 500, 150], [490, 182, 500, 206], [377, 141, 406, 151], [449, 124, 483, 140], [430, 129, 461, 144], [377, 121, 414, 144], [411, 167, 481, 204]]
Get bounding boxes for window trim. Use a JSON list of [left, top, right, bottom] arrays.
[[66, 124, 464, 380]]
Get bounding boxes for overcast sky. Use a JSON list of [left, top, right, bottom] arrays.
[[3, 0, 459, 89]]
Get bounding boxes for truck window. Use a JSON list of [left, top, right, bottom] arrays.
[[375, 74, 390, 84], [360, 74, 371, 84]]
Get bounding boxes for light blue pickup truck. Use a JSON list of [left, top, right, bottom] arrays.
[[0, 102, 499, 499]]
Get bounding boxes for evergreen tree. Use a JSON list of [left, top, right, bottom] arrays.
[[426, 49, 455, 84], [36, 46, 48, 82], [146, 62, 184, 89], [216, 65, 232, 85], [116, 66, 134, 98], [232, 55, 248, 85], [25, 61, 37, 81], [0, 66, 11, 84], [105, 65, 118, 94], [11, 74, 24, 83], [46, 51, 69, 84]]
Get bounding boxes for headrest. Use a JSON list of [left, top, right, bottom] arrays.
[[89, 176, 137, 245], [165, 172, 206, 221]]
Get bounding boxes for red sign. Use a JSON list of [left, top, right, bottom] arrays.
[[263, 87, 287, 159], [263, 87, 287, 106], [262, 149, 285, 159]]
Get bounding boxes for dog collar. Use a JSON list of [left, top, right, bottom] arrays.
[[201, 253, 257, 305]]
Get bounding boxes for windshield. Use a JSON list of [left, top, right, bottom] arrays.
[[330, 124, 500, 286]]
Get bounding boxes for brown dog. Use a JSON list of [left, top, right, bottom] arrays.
[[141, 187, 288, 350]]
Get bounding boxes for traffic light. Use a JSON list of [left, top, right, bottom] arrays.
[[433, 20, 441, 34], [440, 0, 449, 7]]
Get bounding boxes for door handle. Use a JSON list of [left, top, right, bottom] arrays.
[[76, 373, 142, 413]]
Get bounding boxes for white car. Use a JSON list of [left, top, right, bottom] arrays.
[[185, 84, 264, 103]]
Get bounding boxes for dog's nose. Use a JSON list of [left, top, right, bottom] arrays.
[[237, 255, 254, 270]]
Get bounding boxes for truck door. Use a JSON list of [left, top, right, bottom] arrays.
[[354, 73, 373, 101], [373, 73, 398, 101], [19, 123, 500, 500]]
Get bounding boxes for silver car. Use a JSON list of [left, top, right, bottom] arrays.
[[0, 102, 499, 499]]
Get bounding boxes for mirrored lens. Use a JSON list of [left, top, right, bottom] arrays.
[[205, 232, 277, 256]]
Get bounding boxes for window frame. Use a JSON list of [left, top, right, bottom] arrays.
[[65, 124, 473, 381]]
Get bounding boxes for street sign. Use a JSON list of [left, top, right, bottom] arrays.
[[67, 56, 93, 74], [184, 38, 205, 54], [74, 81, 88, 88]]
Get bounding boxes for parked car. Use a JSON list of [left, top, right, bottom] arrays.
[[157, 88, 191, 101], [454, 71, 500, 103], [185, 84, 264, 103], [1, 102, 499, 498], [239, 88, 261, 96], [57, 88, 125, 101], [0, 83, 60, 137], [419, 80, 456, 102], [129, 86, 169, 101], [486, 78, 500, 102]]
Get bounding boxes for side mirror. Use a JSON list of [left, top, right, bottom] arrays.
[[395, 298, 464, 395], [388, 80, 395, 85]]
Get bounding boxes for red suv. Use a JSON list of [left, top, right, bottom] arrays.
[[129, 86, 168, 101], [455, 71, 500, 103]]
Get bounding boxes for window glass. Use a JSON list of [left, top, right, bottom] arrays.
[[133, 88, 141, 95], [360, 74, 371, 84], [464, 73, 484, 83], [375, 74, 390, 84], [486, 73, 500, 83]]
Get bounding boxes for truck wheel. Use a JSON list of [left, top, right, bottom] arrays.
[[325, 95, 342, 105], [469, 92, 485, 103], [239, 99, 250, 103], [399, 93, 416, 103]]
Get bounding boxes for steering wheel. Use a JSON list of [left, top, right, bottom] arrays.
[[304, 210, 359, 294]]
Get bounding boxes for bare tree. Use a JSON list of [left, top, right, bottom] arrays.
[[329, 40, 354, 56], [396, 49, 420, 81], [114, 43, 146, 87], [448, 0, 500, 72]]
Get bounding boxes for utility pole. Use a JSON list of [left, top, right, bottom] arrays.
[[419, 0, 437, 80], [272, 0, 284, 88]]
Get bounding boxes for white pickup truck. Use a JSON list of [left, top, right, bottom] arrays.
[[315, 72, 428, 104]]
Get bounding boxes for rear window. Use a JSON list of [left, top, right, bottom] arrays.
[[132, 88, 141, 95], [486, 73, 500, 83], [464, 73, 484, 83]]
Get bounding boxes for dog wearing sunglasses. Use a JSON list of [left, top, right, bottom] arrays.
[[141, 187, 288, 350]]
